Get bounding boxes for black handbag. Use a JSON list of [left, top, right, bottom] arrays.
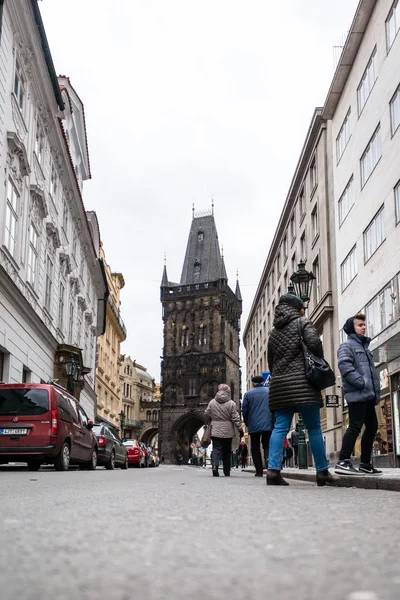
[[297, 319, 336, 391]]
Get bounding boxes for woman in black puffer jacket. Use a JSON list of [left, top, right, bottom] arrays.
[[266, 294, 338, 487]]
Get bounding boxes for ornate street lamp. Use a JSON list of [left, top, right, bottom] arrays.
[[65, 354, 80, 397], [290, 260, 315, 309]]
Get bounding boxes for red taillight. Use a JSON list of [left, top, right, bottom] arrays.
[[51, 409, 58, 435], [98, 436, 107, 446]]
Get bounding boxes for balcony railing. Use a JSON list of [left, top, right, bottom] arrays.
[[108, 296, 127, 338], [124, 419, 143, 428]]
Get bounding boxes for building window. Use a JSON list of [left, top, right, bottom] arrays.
[[229, 331, 233, 351], [357, 48, 377, 114], [291, 253, 296, 275], [300, 230, 306, 261], [5, 179, 19, 257], [146, 410, 151, 421], [276, 253, 281, 278], [390, 84, 400, 135], [338, 177, 354, 226], [13, 60, 25, 111], [153, 411, 158, 423], [364, 206, 385, 263], [386, 0, 400, 50], [310, 157, 317, 190], [299, 187, 305, 219], [180, 328, 188, 347], [267, 311, 271, 332], [271, 268, 275, 290], [35, 122, 44, 165], [311, 206, 318, 241], [312, 256, 321, 305], [45, 255, 53, 311], [188, 378, 197, 396], [198, 325, 207, 346], [58, 281, 65, 331], [360, 126, 381, 187], [290, 212, 296, 243], [366, 283, 395, 338], [336, 109, 351, 161], [395, 181, 400, 224], [283, 234, 288, 262], [197, 230, 204, 242], [193, 259, 201, 274], [50, 163, 58, 199], [341, 246, 357, 291], [68, 303, 74, 342], [283, 271, 288, 292], [63, 201, 69, 235], [27, 223, 39, 286]]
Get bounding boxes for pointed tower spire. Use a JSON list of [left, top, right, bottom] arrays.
[[180, 210, 224, 285], [161, 253, 169, 287], [235, 269, 242, 301], [220, 253, 228, 280], [211, 195, 214, 215]]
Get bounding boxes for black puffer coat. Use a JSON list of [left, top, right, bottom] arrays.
[[267, 304, 323, 411]]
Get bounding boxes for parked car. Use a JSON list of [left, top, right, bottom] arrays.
[[0, 383, 98, 471], [92, 424, 128, 470], [139, 442, 149, 467], [122, 439, 142, 468], [148, 448, 159, 467]]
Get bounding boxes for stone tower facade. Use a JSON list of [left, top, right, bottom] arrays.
[[159, 209, 242, 463]]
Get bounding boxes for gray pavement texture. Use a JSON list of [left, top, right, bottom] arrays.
[[1, 465, 400, 600]]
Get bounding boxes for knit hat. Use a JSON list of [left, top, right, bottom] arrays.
[[251, 375, 264, 384], [218, 384, 231, 394], [343, 316, 356, 335], [278, 293, 304, 310]]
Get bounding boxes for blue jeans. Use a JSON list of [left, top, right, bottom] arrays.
[[268, 406, 328, 472]]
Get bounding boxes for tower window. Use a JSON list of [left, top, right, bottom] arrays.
[[198, 324, 207, 346], [188, 378, 197, 395], [194, 259, 201, 274], [180, 328, 189, 347], [229, 331, 233, 352], [198, 231, 204, 242]]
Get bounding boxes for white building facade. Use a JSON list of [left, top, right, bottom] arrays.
[[323, 0, 400, 465], [0, 1, 107, 419]]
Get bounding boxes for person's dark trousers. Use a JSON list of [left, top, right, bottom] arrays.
[[293, 446, 298, 467], [250, 431, 272, 475], [211, 437, 232, 475], [339, 401, 378, 464]]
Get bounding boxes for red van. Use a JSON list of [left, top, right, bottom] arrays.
[[0, 383, 98, 471]]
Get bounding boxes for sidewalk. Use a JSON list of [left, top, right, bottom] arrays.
[[242, 466, 400, 491]]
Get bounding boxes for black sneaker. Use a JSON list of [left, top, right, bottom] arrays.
[[359, 463, 383, 475], [334, 460, 364, 475]]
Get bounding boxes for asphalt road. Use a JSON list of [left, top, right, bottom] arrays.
[[0, 464, 399, 600]]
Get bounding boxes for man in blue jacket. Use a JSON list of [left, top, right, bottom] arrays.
[[242, 375, 273, 477], [335, 313, 382, 476]]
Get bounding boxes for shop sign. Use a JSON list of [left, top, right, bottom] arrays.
[[326, 395, 339, 407]]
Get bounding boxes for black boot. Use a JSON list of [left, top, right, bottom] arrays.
[[212, 467, 219, 477], [266, 469, 289, 486], [316, 469, 340, 487]]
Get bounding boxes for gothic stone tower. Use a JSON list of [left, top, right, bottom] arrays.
[[159, 209, 242, 464]]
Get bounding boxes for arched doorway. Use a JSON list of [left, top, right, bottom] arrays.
[[140, 426, 159, 450], [170, 412, 206, 465]]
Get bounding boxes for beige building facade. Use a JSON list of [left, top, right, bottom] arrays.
[[95, 246, 126, 430], [243, 108, 341, 458]]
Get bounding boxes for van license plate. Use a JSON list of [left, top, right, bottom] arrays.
[[0, 428, 28, 435]]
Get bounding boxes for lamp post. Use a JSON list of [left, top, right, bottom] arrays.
[[65, 354, 81, 397], [288, 260, 316, 469]]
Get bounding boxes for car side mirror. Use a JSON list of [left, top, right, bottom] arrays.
[[87, 420, 94, 430]]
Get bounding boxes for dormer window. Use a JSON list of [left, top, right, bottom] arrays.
[[198, 231, 204, 242], [14, 60, 25, 112], [194, 259, 201, 274]]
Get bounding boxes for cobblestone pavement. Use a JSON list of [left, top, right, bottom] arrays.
[[0, 464, 399, 600]]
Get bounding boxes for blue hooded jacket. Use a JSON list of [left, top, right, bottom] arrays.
[[338, 321, 380, 405], [241, 384, 274, 433]]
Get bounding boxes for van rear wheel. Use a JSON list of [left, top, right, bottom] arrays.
[[54, 442, 70, 471]]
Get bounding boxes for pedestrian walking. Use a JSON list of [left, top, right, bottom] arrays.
[[266, 294, 338, 487], [290, 424, 299, 467], [205, 384, 243, 477], [239, 441, 248, 469], [242, 375, 274, 477], [335, 314, 382, 476]]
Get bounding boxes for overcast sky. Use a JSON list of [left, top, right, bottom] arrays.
[[40, 0, 358, 382]]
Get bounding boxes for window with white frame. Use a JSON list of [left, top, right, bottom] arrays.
[[291, 252, 296, 275], [338, 177, 354, 225], [299, 186, 305, 218], [386, 0, 400, 50], [364, 206, 385, 262], [27, 223, 39, 286], [271, 268, 275, 290], [361, 126, 382, 187], [341, 246, 357, 291], [300, 230, 306, 261], [357, 48, 377, 114], [311, 206, 318, 241], [45, 255, 53, 311], [336, 109, 351, 161], [4, 179, 19, 257], [50, 163, 58, 199], [62, 200, 69, 235], [310, 157, 317, 190], [283, 234, 288, 261], [312, 256, 321, 305], [68, 303, 74, 342], [34, 122, 45, 165], [366, 283, 395, 338], [290, 212, 296, 242], [390, 84, 400, 135], [77, 313, 82, 347], [395, 181, 400, 224], [276, 253, 281, 278], [72, 233, 77, 259], [13, 60, 25, 112], [58, 281, 65, 331]]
